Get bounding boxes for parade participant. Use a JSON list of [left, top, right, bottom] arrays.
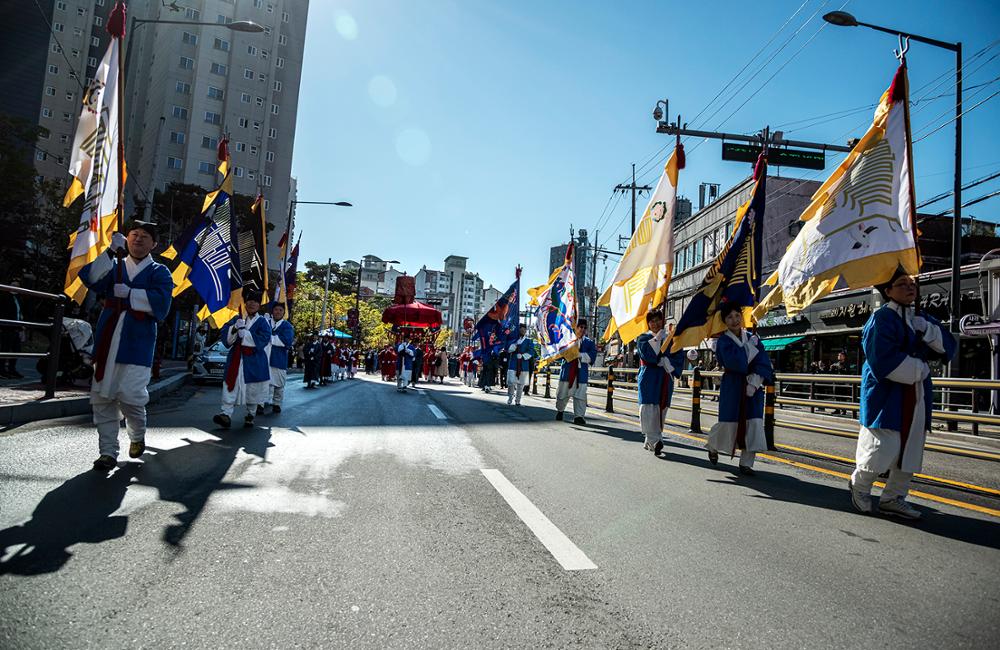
[[81, 220, 172, 472], [706, 301, 774, 475], [466, 349, 479, 387], [555, 319, 599, 425], [433, 347, 449, 384], [422, 343, 433, 381], [396, 335, 416, 391], [330, 341, 342, 382], [213, 291, 273, 429], [320, 334, 333, 385], [303, 332, 322, 389], [384, 344, 397, 382], [506, 324, 535, 406], [849, 270, 956, 520], [265, 303, 295, 413], [499, 348, 509, 389], [411, 342, 424, 387], [636, 311, 685, 456]]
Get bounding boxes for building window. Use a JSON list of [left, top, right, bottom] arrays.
[[250, 145, 259, 156], [238, 117, 249, 128], [260, 49, 269, 60], [244, 68, 254, 79], [91, 36, 100, 47], [213, 37, 230, 51], [241, 92, 251, 103], [41, 108, 52, 118], [36, 151, 47, 161], [204, 111, 222, 125], [169, 131, 185, 144], [65, 91, 74, 101], [185, 8, 200, 20], [217, 15, 233, 25], [252, 121, 261, 130], [276, 57, 284, 68], [266, 151, 274, 162], [270, 103, 279, 115], [45, 86, 56, 96], [235, 142, 246, 152], [263, 175, 272, 187], [254, 0, 263, 7], [53, 22, 64, 32], [60, 134, 69, 143], [278, 34, 287, 46], [267, 3, 274, 13], [207, 86, 225, 100], [70, 48, 79, 58], [272, 80, 282, 92], [247, 45, 257, 55], [264, 26, 272, 36], [172, 105, 188, 119], [96, 0, 104, 5], [167, 156, 183, 170], [179, 56, 194, 70], [56, 1, 65, 9], [182, 31, 198, 45], [268, 127, 277, 138], [202, 136, 219, 150], [210, 62, 227, 75], [282, 11, 289, 22], [176, 81, 191, 94], [258, 72, 266, 82], [88, 56, 97, 67], [51, 43, 61, 53], [264, 199, 270, 211], [198, 161, 215, 174], [93, 16, 103, 26], [255, 96, 264, 107], [234, 166, 244, 177], [48, 64, 58, 74], [247, 170, 255, 181]]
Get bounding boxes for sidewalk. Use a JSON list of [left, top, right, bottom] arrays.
[[0, 358, 190, 427]]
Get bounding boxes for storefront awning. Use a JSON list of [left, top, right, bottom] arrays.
[[762, 335, 805, 351]]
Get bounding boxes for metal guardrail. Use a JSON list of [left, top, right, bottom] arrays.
[[0, 283, 66, 399]]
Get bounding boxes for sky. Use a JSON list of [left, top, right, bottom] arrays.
[[290, 0, 1000, 294]]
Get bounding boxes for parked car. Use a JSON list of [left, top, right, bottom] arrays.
[[191, 340, 228, 383]]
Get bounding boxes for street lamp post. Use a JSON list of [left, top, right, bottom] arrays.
[[281, 199, 352, 324], [823, 11, 963, 371], [352, 257, 399, 343]]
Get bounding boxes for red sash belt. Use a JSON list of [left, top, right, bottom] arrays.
[[732, 389, 748, 457], [899, 384, 917, 469], [565, 359, 579, 389], [224, 345, 255, 391], [93, 298, 148, 381]]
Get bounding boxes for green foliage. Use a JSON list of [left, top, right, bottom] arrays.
[[288, 273, 393, 349], [302, 259, 358, 295]]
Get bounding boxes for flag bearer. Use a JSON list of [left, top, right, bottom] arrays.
[[636, 310, 685, 456], [706, 301, 774, 475], [266, 303, 295, 413], [555, 319, 598, 425], [849, 270, 956, 520], [213, 291, 273, 429], [83, 220, 173, 472], [396, 335, 416, 391], [506, 324, 535, 406]]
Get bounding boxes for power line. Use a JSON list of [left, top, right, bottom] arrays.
[[913, 87, 1000, 143], [917, 169, 1000, 208]]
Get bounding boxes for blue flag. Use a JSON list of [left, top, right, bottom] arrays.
[[472, 270, 521, 359], [671, 153, 767, 351]]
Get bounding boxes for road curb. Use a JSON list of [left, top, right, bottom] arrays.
[[0, 372, 190, 427]]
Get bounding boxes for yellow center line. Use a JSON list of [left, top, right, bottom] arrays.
[[591, 410, 1000, 519]]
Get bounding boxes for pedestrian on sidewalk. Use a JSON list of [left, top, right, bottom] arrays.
[[0, 278, 26, 379], [265, 303, 295, 413], [213, 290, 272, 429], [303, 332, 322, 389], [506, 324, 535, 406], [848, 270, 957, 520], [81, 220, 172, 472], [636, 311, 685, 456], [706, 301, 774, 476], [555, 318, 598, 425], [397, 335, 416, 392]]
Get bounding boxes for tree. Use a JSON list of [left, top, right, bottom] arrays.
[[302, 259, 357, 295], [435, 327, 454, 349], [286, 273, 392, 350]]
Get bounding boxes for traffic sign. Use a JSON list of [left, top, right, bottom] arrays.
[[722, 142, 825, 170]]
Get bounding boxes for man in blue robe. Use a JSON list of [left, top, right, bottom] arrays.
[[555, 318, 599, 425], [213, 291, 272, 429], [396, 335, 416, 392], [849, 270, 957, 520], [81, 220, 173, 472], [506, 324, 535, 406], [636, 311, 685, 456], [265, 302, 295, 413]]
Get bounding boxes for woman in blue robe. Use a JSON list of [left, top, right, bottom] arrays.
[[706, 301, 774, 476]]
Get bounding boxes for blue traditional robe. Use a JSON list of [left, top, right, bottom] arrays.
[[858, 301, 956, 472], [268, 319, 295, 370], [506, 337, 535, 374], [636, 331, 685, 407], [222, 313, 272, 384], [708, 330, 773, 455], [81, 253, 173, 368], [396, 342, 416, 371], [559, 336, 598, 385]]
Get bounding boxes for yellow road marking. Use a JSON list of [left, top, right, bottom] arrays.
[[593, 410, 1000, 519]]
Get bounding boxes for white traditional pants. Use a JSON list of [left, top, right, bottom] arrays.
[[851, 427, 916, 501], [707, 420, 765, 468], [507, 369, 527, 405], [91, 362, 151, 458], [639, 403, 664, 448], [397, 369, 408, 390], [555, 380, 588, 418], [222, 379, 268, 416], [268, 367, 287, 405]]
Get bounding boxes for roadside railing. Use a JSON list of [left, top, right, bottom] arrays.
[[0, 283, 66, 399]]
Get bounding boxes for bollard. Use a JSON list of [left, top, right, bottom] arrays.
[[764, 382, 776, 450], [689, 367, 702, 434], [531, 370, 537, 395], [605, 367, 615, 413], [544, 369, 552, 399]]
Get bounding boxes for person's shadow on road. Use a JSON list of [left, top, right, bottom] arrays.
[[0, 426, 273, 576]]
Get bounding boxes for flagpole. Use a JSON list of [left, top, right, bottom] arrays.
[[114, 2, 126, 234]]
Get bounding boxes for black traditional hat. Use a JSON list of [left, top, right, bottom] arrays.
[[125, 219, 159, 240], [242, 287, 263, 303]]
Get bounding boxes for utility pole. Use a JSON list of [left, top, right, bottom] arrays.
[[615, 164, 653, 235], [320, 257, 332, 330]]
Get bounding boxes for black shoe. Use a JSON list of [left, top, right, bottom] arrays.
[[128, 440, 145, 459], [573, 416, 586, 425], [738, 465, 756, 476], [555, 412, 564, 421], [256, 405, 265, 416], [653, 440, 664, 456], [272, 404, 281, 414], [708, 450, 719, 466], [244, 414, 254, 428], [92, 455, 116, 472], [213, 413, 231, 429]]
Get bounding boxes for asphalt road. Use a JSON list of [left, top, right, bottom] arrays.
[[1, 374, 998, 649]]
